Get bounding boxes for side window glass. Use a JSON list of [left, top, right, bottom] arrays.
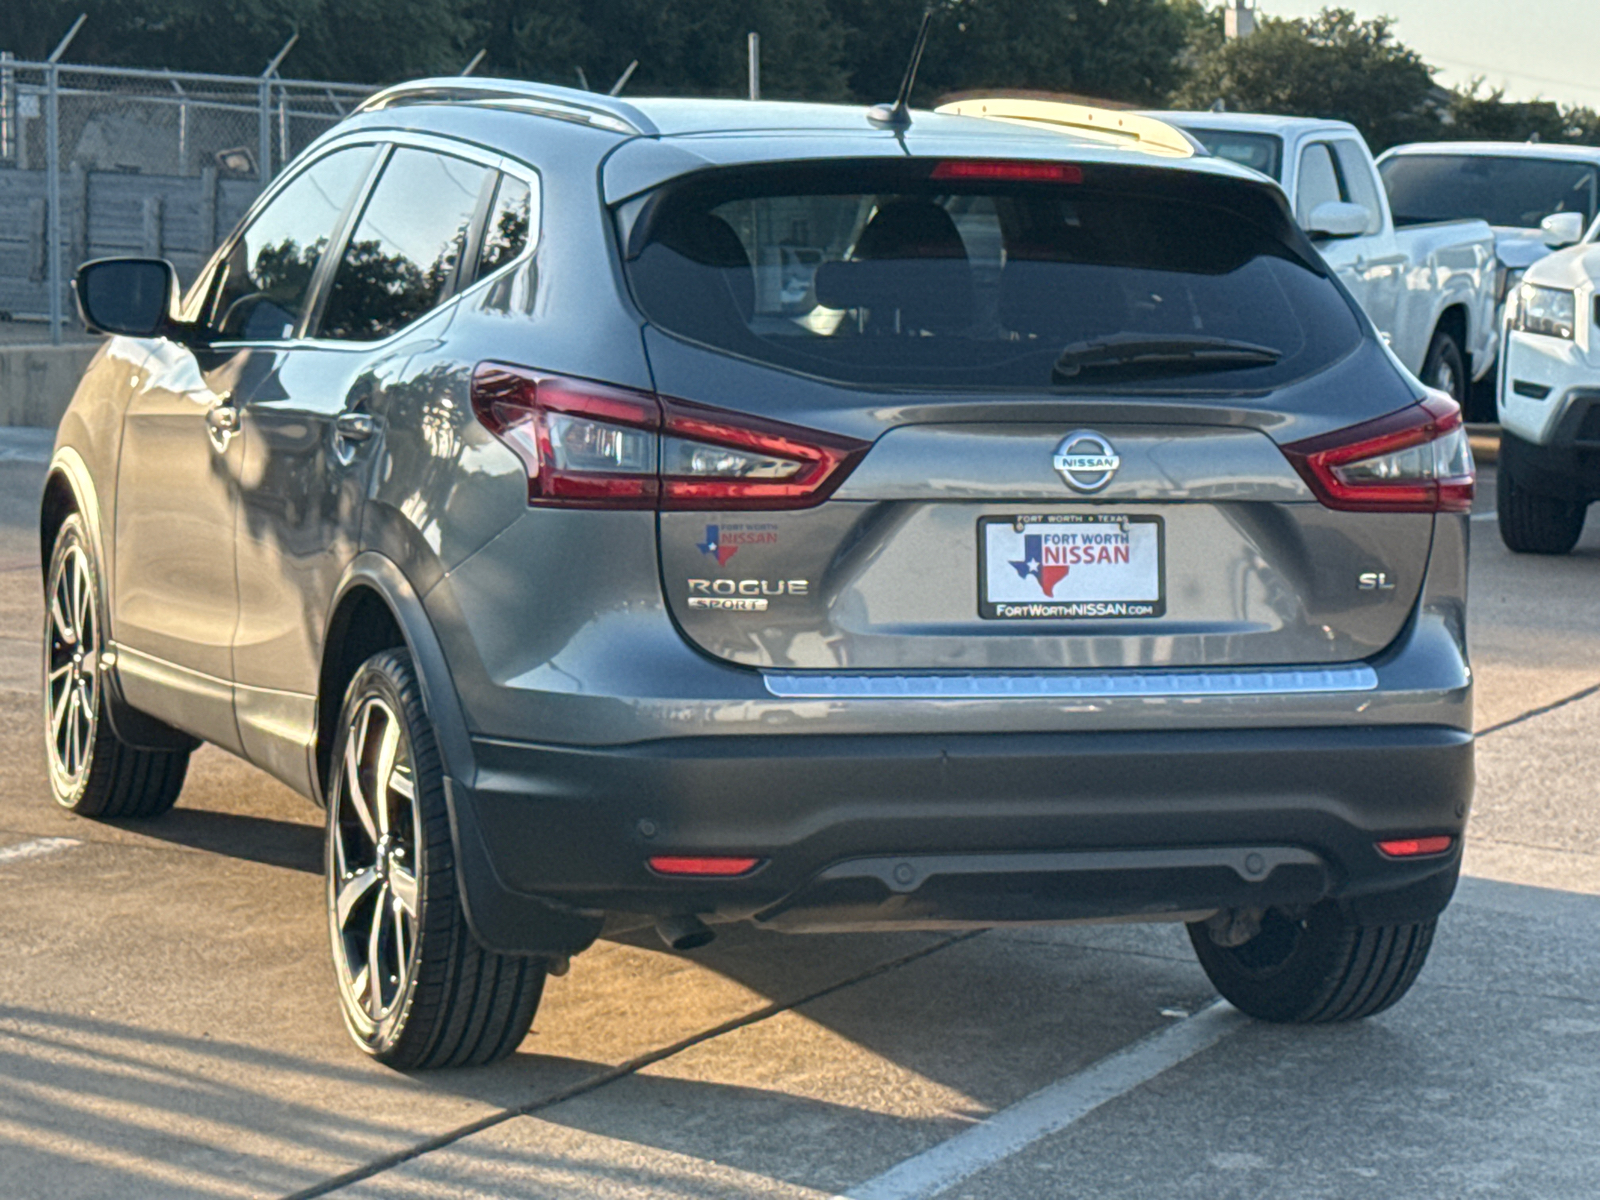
[[318, 148, 492, 342], [1296, 143, 1342, 228], [479, 175, 535, 277], [206, 145, 377, 341], [1331, 141, 1384, 235]]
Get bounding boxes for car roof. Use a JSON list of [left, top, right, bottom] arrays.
[[1378, 141, 1600, 162], [345, 78, 1278, 203], [1152, 112, 1362, 139]]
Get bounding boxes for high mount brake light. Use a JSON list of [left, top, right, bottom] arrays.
[[1280, 393, 1475, 514], [931, 159, 1084, 184], [470, 364, 868, 510]]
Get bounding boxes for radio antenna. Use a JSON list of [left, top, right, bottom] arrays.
[[868, 8, 934, 129]]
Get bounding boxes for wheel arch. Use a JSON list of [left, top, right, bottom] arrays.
[[317, 553, 595, 958], [40, 448, 103, 593], [1433, 303, 1468, 356], [315, 553, 476, 808]]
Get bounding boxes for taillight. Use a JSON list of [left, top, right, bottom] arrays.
[[470, 364, 868, 510], [1280, 394, 1475, 514], [1376, 836, 1453, 859]]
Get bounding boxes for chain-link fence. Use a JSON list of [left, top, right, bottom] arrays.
[[0, 54, 373, 343]]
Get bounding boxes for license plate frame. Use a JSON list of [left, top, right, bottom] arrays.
[[977, 514, 1166, 620]]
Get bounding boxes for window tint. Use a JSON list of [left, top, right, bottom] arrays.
[[1379, 154, 1600, 229], [319, 147, 492, 342], [479, 175, 534, 276], [1331, 141, 1384, 235], [207, 144, 377, 341], [1179, 128, 1283, 180], [1296, 143, 1342, 227], [623, 163, 1362, 392]]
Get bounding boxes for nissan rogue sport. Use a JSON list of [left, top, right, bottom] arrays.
[[44, 81, 1474, 1067]]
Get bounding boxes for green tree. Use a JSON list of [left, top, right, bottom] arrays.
[[1443, 83, 1600, 146], [828, 0, 1209, 108], [463, 0, 851, 100], [1171, 7, 1438, 151], [2, 0, 471, 81]]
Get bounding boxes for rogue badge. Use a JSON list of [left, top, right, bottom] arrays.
[[1052, 431, 1120, 494]]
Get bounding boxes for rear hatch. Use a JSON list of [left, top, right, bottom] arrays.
[[618, 157, 1447, 671]]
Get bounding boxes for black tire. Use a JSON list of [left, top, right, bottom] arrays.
[[1421, 328, 1467, 407], [1188, 903, 1435, 1023], [325, 648, 544, 1069], [1498, 463, 1586, 555], [44, 514, 189, 818]]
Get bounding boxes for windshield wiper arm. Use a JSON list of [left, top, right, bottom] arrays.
[[1052, 335, 1282, 380]]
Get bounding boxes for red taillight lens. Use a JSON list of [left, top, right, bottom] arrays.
[[662, 402, 867, 510], [1376, 836, 1454, 859], [931, 159, 1084, 184], [471, 363, 867, 510], [647, 856, 763, 877], [1280, 394, 1475, 513], [471, 365, 661, 508]]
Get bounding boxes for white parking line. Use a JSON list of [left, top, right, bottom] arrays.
[[1470, 512, 1496, 522], [0, 836, 81, 864], [842, 1000, 1246, 1200]]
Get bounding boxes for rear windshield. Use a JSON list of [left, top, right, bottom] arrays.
[[1379, 154, 1600, 229], [621, 162, 1362, 392], [1175, 128, 1283, 180]]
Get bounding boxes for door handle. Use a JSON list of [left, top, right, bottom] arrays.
[[205, 405, 240, 452], [206, 405, 240, 433], [335, 413, 378, 441]]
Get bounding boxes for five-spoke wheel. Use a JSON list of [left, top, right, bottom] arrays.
[[329, 695, 422, 1039], [45, 538, 99, 797], [42, 514, 189, 817], [325, 650, 545, 1068]]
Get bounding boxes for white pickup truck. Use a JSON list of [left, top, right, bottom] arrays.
[[1154, 113, 1499, 408]]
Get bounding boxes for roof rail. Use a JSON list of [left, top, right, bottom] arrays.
[[935, 98, 1197, 159], [357, 78, 658, 137]]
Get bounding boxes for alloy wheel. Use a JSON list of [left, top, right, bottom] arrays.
[[328, 696, 421, 1041], [45, 543, 99, 799]]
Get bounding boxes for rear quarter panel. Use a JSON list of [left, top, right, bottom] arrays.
[[1390, 220, 1498, 376]]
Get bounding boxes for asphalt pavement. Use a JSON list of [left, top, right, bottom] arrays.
[[0, 432, 1596, 1200]]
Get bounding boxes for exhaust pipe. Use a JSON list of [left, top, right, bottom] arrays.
[[656, 914, 715, 952]]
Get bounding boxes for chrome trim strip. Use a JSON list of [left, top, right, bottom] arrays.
[[761, 666, 1379, 700]]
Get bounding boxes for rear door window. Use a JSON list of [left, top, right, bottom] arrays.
[[318, 147, 493, 342], [621, 161, 1362, 392]]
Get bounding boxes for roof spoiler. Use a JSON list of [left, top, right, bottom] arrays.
[[935, 98, 1200, 159]]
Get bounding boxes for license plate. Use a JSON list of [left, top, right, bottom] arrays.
[[978, 515, 1165, 620]]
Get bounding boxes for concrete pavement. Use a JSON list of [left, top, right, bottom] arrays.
[[0, 441, 1597, 1199]]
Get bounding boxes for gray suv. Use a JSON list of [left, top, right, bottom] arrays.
[[44, 80, 1474, 1068]]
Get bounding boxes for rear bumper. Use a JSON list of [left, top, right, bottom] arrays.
[[451, 723, 1472, 953]]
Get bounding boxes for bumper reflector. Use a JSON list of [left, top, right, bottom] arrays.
[[1376, 836, 1454, 859], [648, 856, 762, 877]]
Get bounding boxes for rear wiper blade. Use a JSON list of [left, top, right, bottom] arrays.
[[1052, 335, 1282, 380]]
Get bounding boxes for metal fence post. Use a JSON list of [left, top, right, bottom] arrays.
[[258, 76, 271, 184], [46, 61, 62, 344]]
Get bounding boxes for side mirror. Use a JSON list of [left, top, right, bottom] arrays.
[[1305, 201, 1371, 240], [73, 258, 182, 337], [1541, 211, 1585, 248]]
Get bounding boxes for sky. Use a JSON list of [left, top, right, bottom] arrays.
[[1255, 0, 1600, 110]]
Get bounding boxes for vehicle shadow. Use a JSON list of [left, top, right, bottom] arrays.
[[107, 807, 323, 874]]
